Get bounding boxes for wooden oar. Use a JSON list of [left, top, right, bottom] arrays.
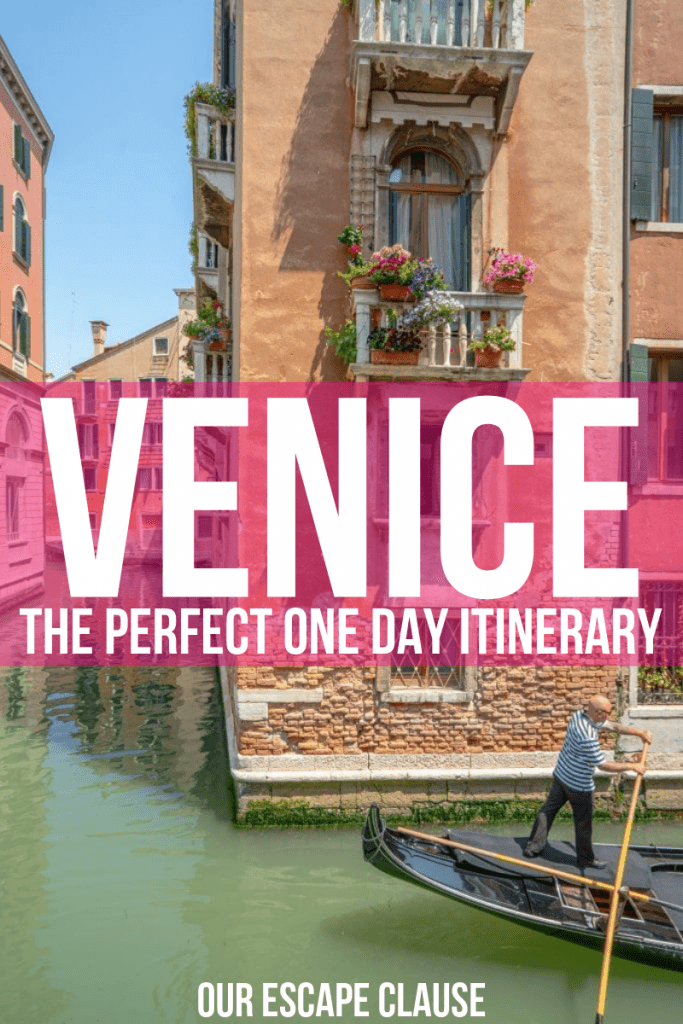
[[594, 741, 650, 1024], [395, 825, 652, 903]]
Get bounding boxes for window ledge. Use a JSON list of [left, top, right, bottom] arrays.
[[382, 688, 470, 704], [12, 252, 29, 273], [631, 482, 683, 496], [7, 538, 28, 549], [629, 705, 683, 718], [634, 221, 683, 234]]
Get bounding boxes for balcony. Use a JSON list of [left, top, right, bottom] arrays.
[[353, 0, 532, 133], [349, 287, 528, 381], [195, 230, 221, 296], [193, 102, 235, 245]]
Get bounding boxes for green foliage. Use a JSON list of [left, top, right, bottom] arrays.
[[188, 223, 198, 269], [337, 224, 372, 286], [469, 323, 516, 352], [337, 224, 363, 248], [183, 299, 231, 344], [236, 793, 671, 830], [239, 799, 366, 829], [338, 260, 373, 287], [183, 82, 236, 158], [368, 325, 422, 353], [325, 320, 358, 363], [638, 665, 683, 696]]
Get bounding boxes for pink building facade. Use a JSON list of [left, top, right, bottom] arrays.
[[0, 32, 53, 384]]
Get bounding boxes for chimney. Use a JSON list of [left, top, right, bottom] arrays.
[[90, 320, 109, 356]]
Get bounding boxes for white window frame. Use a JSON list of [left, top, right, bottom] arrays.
[[634, 86, 683, 232], [6, 476, 24, 543]]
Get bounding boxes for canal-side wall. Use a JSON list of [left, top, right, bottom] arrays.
[[219, 666, 683, 817]]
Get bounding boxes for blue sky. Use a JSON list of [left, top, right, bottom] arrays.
[[3, 0, 212, 376]]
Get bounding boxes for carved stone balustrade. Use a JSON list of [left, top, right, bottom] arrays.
[[349, 286, 529, 381], [352, 0, 532, 133]]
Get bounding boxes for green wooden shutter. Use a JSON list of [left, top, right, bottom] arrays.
[[629, 343, 649, 484], [14, 124, 22, 164], [19, 312, 30, 359], [22, 138, 31, 179], [24, 222, 31, 266], [631, 88, 654, 221], [14, 203, 22, 253], [629, 343, 649, 382]]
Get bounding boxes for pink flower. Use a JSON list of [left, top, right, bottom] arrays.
[[485, 249, 536, 285]]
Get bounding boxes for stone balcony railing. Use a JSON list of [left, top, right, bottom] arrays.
[[359, 0, 525, 49], [352, 0, 531, 132], [350, 287, 528, 381], [193, 102, 235, 213]]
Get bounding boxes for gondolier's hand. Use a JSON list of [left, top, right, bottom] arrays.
[[626, 759, 646, 776], [640, 729, 653, 745]]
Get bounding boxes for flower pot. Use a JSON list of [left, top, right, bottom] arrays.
[[371, 349, 420, 366], [350, 275, 377, 290], [379, 283, 412, 301], [492, 278, 525, 295], [474, 346, 504, 368], [209, 328, 231, 351]]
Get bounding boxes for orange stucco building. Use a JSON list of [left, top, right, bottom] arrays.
[[0, 33, 53, 384], [189, 1, 683, 814]]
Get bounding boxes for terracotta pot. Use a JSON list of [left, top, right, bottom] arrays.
[[492, 278, 525, 295], [209, 329, 230, 351], [474, 346, 504, 368], [350, 274, 377, 290], [371, 349, 420, 365], [379, 283, 412, 301]]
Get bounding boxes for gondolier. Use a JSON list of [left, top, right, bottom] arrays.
[[523, 696, 652, 871]]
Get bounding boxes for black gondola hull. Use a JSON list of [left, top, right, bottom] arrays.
[[362, 805, 683, 972]]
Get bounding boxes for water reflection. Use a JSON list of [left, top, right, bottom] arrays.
[[0, 666, 681, 1024]]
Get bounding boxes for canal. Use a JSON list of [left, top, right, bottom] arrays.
[[0, 666, 681, 1023]]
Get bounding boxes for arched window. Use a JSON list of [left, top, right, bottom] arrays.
[[388, 150, 470, 291], [12, 290, 30, 358], [13, 196, 31, 266], [6, 411, 29, 448]]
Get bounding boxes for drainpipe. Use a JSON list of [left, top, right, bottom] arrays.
[[622, 0, 635, 383], [619, 0, 636, 720]]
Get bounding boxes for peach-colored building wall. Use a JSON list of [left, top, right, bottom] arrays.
[[0, 39, 52, 383], [504, 0, 624, 382], [236, 0, 352, 382]]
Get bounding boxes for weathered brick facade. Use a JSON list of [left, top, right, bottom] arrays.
[[235, 665, 619, 758]]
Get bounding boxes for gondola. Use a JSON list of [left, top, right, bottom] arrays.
[[362, 803, 683, 972]]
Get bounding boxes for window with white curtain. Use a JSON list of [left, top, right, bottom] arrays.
[[388, 149, 470, 290], [652, 110, 683, 223]]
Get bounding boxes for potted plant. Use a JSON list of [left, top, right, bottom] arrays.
[[409, 259, 446, 299], [485, 248, 537, 294], [368, 309, 423, 364], [183, 300, 231, 350], [398, 292, 463, 333], [366, 244, 417, 300], [324, 319, 357, 363], [468, 323, 516, 367], [337, 224, 376, 290]]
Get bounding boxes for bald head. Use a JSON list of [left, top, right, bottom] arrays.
[[587, 696, 612, 723]]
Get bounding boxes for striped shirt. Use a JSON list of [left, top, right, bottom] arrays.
[[554, 710, 615, 792]]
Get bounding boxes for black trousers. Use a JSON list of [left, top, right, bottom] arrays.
[[526, 776, 596, 867]]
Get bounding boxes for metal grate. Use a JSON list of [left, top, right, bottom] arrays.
[[391, 616, 465, 688], [638, 580, 683, 703]]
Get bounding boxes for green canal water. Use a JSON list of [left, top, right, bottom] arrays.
[[0, 666, 681, 1024]]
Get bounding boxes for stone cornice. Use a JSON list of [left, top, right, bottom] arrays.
[[0, 32, 54, 165]]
